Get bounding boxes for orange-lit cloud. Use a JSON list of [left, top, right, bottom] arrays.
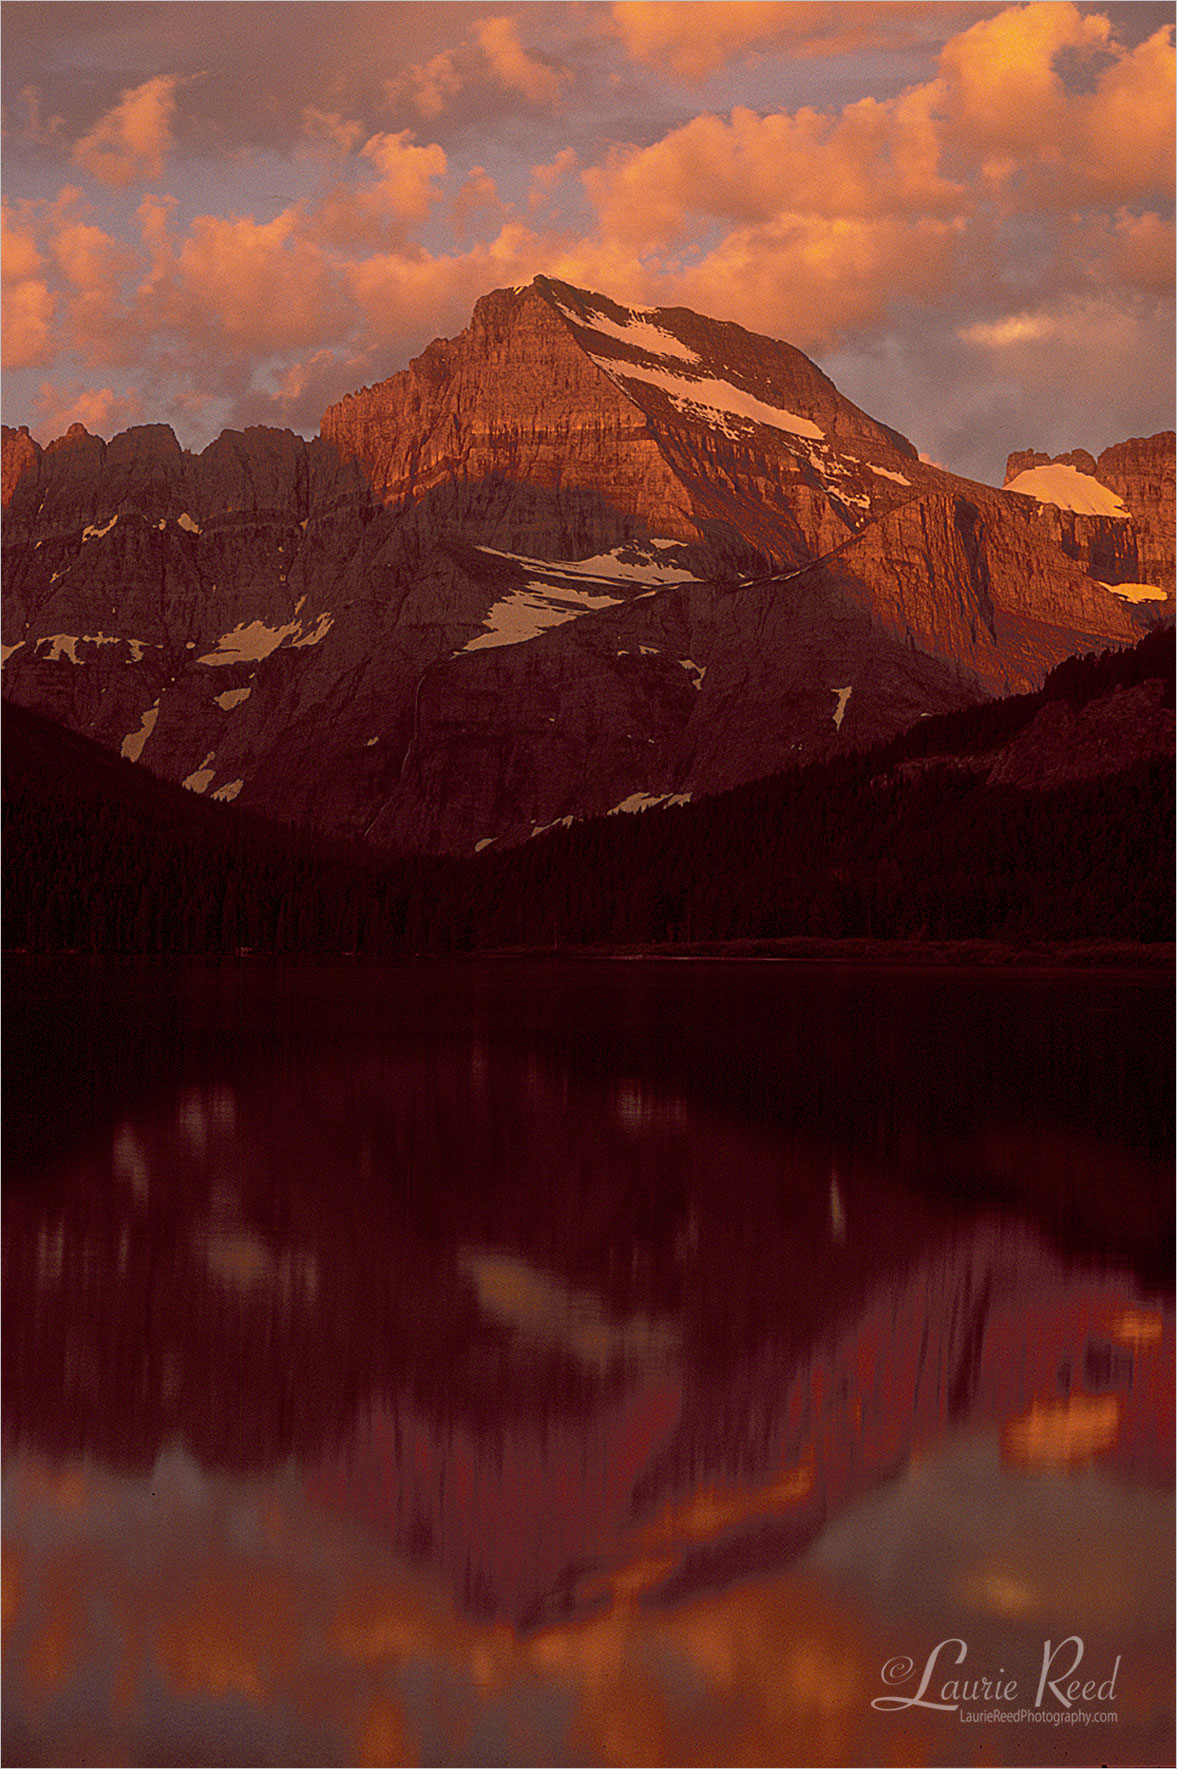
[[935, 8, 1175, 205], [585, 99, 958, 249], [612, 1, 836, 80], [171, 210, 342, 352], [609, 1, 1002, 81], [72, 74, 179, 189], [475, 16, 572, 107], [529, 147, 579, 208], [359, 131, 448, 224], [2, 279, 58, 370], [450, 167, 509, 242], [1, 2, 1171, 480], [2, 199, 44, 282], [299, 107, 365, 158], [311, 130, 448, 250], [33, 382, 144, 438], [671, 213, 963, 349], [402, 50, 463, 120]]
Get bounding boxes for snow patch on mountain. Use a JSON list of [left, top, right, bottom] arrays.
[[462, 583, 623, 652], [608, 791, 693, 815], [182, 752, 217, 794], [554, 298, 701, 364], [121, 700, 160, 763], [198, 619, 302, 666], [82, 515, 118, 542], [478, 541, 697, 585], [37, 632, 127, 664], [211, 779, 243, 802], [869, 465, 912, 486], [214, 686, 252, 710], [589, 356, 824, 442], [832, 685, 853, 729], [1005, 464, 1129, 518], [291, 612, 334, 647], [1098, 580, 1169, 602]]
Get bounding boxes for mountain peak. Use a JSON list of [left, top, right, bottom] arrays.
[[320, 275, 927, 570]]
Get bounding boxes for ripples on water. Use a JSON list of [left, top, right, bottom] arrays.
[[3, 959, 1173, 1767]]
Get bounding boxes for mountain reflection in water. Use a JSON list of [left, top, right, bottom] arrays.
[[3, 959, 1173, 1767]]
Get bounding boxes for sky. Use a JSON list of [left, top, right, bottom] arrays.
[[1, 0, 1173, 484]]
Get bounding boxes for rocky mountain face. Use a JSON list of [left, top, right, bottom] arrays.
[[1005, 433, 1175, 591], [3, 276, 1172, 854]]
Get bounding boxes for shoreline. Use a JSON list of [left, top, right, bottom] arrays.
[[6, 940, 1174, 969]]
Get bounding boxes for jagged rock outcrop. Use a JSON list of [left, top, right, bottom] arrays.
[[1004, 433, 1175, 592], [1095, 435, 1176, 592], [1, 425, 39, 508], [3, 278, 1172, 853], [1005, 447, 1098, 479], [321, 276, 925, 574]]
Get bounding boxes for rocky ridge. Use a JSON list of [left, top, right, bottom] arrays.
[[3, 277, 1172, 853], [1005, 433, 1175, 591]]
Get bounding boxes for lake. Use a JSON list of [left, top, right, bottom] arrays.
[[3, 957, 1173, 1767]]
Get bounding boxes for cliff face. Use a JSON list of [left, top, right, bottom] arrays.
[[1095, 435, 1176, 591], [321, 276, 931, 575], [1, 425, 40, 508], [1004, 432, 1175, 591], [3, 278, 1172, 853]]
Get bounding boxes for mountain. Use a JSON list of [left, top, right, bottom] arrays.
[[1005, 434, 1175, 592], [3, 276, 1172, 854], [6, 627, 1172, 955]]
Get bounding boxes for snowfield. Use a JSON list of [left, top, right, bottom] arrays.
[[589, 356, 824, 442], [1004, 464, 1129, 518], [553, 297, 701, 364]]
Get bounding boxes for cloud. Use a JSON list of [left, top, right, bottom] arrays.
[[954, 288, 1176, 458], [2, 2, 1171, 478], [299, 108, 366, 158], [670, 212, 964, 350], [2, 278, 58, 369], [960, 290, 1169, 360], [934, 7, 1175, 205], [474, 17, 572, 107], [401, 51, 463, 121], [311, 131, 448, 249], [610, 1, 836, 80], [2, 199, 44, 282], [530, 147, 579, 196], [171, 210, 342, 352], [33, 380, 143, 438], [608, 2, 1003, 81], [584, 99, 959, 250], [51, 218, 134, 292], [1094, 209, 1176, 295], [345, 221, 549, 346], [16, 84, 66, 148], [390, 16, 572, 125], [450, 167, 508, 242], [72, 75, 179, 189], [360, 132, 448, 224]]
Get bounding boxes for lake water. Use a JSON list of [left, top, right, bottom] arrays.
[[3, 958, 1173, 1767]]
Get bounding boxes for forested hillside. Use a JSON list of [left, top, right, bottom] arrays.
[[5, 628, 1172, 954]]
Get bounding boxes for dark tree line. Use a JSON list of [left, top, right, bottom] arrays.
[[4, 627, 1173, 954]]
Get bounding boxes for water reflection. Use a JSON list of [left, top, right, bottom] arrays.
[[3, 959, 1173, 1766]]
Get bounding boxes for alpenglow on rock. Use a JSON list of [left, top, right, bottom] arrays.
[[3, 277, 1172, 854]]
